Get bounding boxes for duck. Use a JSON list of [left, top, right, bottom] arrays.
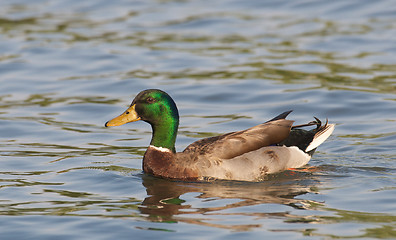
[[105, 89, 335, 182]]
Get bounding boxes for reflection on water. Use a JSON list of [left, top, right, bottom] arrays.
[[138, 169, 396, 238], [2, 167, 394, 238], [140, 172, 318, 230]]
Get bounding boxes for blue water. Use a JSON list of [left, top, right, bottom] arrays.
[[1, 0, 396, 239]]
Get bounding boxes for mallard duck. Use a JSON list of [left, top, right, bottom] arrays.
[[105, 89, 334, 182]]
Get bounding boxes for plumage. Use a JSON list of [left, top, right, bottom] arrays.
[[105, 89, 335, 182]]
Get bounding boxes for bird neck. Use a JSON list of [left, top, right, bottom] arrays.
[[149, 117, 178, 153]]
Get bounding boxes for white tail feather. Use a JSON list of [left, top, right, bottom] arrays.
[[305, 124, 335, 152]]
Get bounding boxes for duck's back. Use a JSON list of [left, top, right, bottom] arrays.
[[182, 119, 294, 160]]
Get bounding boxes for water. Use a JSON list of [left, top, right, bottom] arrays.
[[1, 0, 396, 239]]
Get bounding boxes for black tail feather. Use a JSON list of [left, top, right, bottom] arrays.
[[279, 116, 329, 156], [266, 110, 293, 123]]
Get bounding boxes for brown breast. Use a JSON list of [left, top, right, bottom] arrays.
[[143, 146, 200, 180]]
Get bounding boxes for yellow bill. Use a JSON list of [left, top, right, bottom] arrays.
[[105, 104, 141, 127]]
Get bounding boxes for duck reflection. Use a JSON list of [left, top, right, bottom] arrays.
[[138, 170, 321, 231]]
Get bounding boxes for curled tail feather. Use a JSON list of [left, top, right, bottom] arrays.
[[305, 122, 335, 152]]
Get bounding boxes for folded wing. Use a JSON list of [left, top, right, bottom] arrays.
[[183, 119, 294, 159]]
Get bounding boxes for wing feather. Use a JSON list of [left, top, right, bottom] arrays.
[[183, 119, 294, 159]]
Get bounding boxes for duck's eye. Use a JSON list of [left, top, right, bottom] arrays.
[[146, 97, 155, 103], [125, 111, 130, 114]]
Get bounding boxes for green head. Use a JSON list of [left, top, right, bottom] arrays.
[[105, 89, 179, 152]]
